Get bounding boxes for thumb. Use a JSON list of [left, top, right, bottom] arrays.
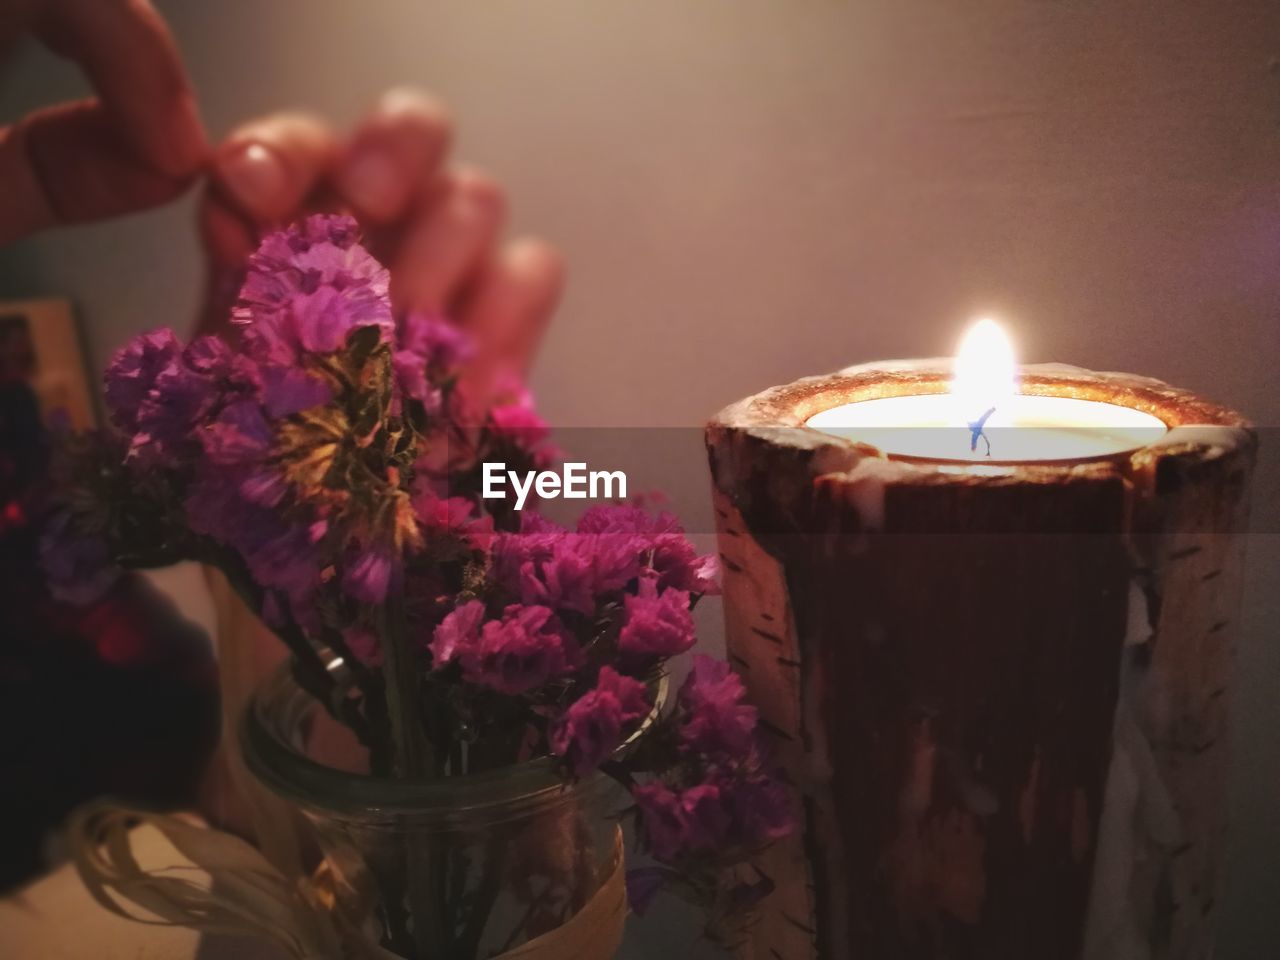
[[0, 99, 197, 245]]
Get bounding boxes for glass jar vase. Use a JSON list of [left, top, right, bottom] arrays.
[[240, 663, 657, 960]]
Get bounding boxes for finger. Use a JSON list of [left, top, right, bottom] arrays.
[[35, 0, 205, 178], [211, 112, 337, 225], [0, 100, 190, 245], [336, 88, 453, 225], [195, 193, 258, 337], [457, 238, 565, 400], [390, 169, 507, 313]]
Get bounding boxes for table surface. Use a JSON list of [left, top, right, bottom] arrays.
[[0, 824, 723, 960]]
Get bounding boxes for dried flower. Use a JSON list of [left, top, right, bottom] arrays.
[[618, 577, 695, 660], [233, 215, 393, 363], [438, 604, 577, 695], [677, 655, 759, 757], [103, 328, 181, 434], [550, 666, 650, 777], [429, 599, 486, 667]]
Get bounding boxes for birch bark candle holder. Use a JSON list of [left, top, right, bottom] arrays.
[[705, 356, 1255, 960]]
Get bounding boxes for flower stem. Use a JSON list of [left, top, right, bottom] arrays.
[[378, 592, 446, 958]]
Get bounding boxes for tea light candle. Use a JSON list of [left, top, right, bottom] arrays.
[[806, 319, 1168, 462]]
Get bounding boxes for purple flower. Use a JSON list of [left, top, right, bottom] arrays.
[[459, 604, 575, 694], [398, 312, 473, 372], [490, 512, 567, 589], [181, 335, 234, 374], [576, 505, 679, 536], [429, 599, 486, 667], [103, 329, 181, 433], [625, 867, 668, 916], [185, 473, 320, 608], [618, 578, 695, 660], [343, 546, 396, 604], [576, 505, 719, 595], [632, 783, 688, 861], [238, 467, 289, 507], [516, 538, 597, 616], [729, 777, 795, 848], [499, 524, 644, 616], [200, 400, 272, 465], [634, 779, 758, 863], [261, 366, 331, 418], [392, 350, 441, 411], [243, 525, 323, 603], [133, 363, 215, 452], [550, 667, 650, 776], [679, 783, 732, 852], [677, 655, 759, 757], [39, 512, 120, 605], [233, 215, 393, 363]]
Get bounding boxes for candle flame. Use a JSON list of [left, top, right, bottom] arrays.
[[951, 318, 1017, 422]]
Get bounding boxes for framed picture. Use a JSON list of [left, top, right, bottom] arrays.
[[0, 298, 95, 430]]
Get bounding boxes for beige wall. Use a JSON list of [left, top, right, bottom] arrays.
[[2, 1, 1277, 951]]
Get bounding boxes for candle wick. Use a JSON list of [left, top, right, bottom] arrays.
[[968, 406, 996, 457]]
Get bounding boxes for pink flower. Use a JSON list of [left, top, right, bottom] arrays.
[[618, 578, 695, 660], [461, 605, 575, 694], [633, 773, 792, 864], [413, 488, 492, 550], [632, 781, 729, 861], [517, 539, 597, 616], [576, 505, 719, 595], [632, 783, 687, 861], [679, 783, 732, 853], [488, 391, 549, 446], [343, 546, 396, 604], [429, 600, 486, 667], [550, 667, 650, 776], [678, 655, 759, 757], [393, 350, 441, 412]]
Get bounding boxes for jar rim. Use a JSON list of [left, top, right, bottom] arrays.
[[239, 660, 668, 822]]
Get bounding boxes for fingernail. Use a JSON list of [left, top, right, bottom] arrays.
[[218, 142, 288, 216], [342, 146, 402, 220]]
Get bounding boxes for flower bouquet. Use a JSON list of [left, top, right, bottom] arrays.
[[48, 216, 792, 958]]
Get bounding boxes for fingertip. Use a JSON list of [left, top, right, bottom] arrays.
[[212, 112, 335, 223], [338, 88, 453, 224], [375, 86, 455, 141], [213, 141, 291, 222], [507, 237, 566, 304]]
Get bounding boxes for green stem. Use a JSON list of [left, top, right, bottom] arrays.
[[378, 594, 446, 959]]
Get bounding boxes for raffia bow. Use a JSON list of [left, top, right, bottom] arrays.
[[69, 802, 627, 960]]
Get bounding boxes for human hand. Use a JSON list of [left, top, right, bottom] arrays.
[[0, 0, 206, 245], [199, 88, 564, 404]]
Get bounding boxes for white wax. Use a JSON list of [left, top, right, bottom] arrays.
[[806, 394, 1168, 463]]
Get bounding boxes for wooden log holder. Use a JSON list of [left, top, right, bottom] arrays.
[[706, 361, 1255, 960]]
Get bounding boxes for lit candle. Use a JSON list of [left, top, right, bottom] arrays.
[[706, 338, 1255, 960], [806, 319, 1168, 462]]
